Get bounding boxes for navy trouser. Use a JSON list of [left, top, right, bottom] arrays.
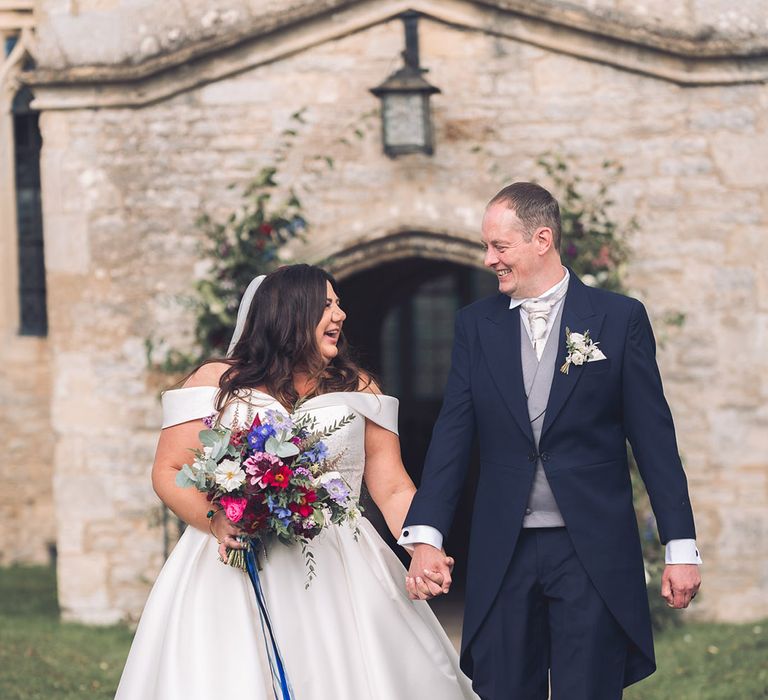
[[470, 528, 628, 700]]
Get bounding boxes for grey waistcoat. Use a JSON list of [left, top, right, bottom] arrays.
[[521, 303, 566, 528]]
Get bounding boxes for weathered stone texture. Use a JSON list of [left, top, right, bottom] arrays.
[[0, 338, 55, 565], [32, 0, 768, 70], [3, 4, 765, 623]]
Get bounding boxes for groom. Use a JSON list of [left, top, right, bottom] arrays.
[[400, 182, 701, 699]]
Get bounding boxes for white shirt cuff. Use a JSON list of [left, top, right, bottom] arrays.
[[665, 539, 702, 565], [398, 525, 444, 551]]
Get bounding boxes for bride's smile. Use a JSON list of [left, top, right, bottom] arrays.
[[316, 280, 347, 361]]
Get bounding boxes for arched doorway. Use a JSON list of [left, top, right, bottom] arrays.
[[338, 256, 498, 605]]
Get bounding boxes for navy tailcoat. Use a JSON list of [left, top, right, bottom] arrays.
[[404, 272, 697, 686]]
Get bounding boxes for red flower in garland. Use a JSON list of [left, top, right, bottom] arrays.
[[258, 223, 273, 236], [263, 465, 293, 490]]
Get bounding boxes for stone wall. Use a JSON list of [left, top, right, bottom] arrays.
[[0, 337, 55, 566], [7, 1, 767, 622], [0, 30, 56, 567]]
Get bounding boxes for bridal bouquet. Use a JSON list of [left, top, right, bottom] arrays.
[[176, 406, 360, 583]]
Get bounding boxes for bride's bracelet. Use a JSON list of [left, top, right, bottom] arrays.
[[207, 507, 223, 541]]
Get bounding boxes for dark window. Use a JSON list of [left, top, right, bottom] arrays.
[[13, 85, 47, 336], [5, 35, 18, 58]]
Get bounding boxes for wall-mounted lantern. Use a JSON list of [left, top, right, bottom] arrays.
[[370, 11, 440, 157]]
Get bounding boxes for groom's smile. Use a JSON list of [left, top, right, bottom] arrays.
[[481, 203, 537, 298]]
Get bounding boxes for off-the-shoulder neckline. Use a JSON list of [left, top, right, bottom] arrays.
[[164, 386, 397, 403]]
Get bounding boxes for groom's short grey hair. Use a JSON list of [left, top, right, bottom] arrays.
[[488, 182, 562, 251]]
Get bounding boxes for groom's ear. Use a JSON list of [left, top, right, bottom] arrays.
[[532, 226, 555, 255]]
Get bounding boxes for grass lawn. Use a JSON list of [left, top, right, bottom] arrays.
[[625, 619, 768, 699], [0, 565, 133, 700], [0, 565, 766, 698]]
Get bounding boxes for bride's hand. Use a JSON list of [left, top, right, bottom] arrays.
[[406, 546, 455, 600], [210, 509, 246, 560]]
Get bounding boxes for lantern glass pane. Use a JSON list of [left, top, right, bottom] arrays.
[[382, 93, 426, 148]]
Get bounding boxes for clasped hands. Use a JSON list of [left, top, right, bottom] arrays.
[[405, 543, 455, 601]]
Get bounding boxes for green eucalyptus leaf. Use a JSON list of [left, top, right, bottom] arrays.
[[198, 430, 220, 447], [176, 464, 199, 488], [265, 436, 300, 458]]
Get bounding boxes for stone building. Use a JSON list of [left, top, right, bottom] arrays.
[[1, 0, 766, 625]]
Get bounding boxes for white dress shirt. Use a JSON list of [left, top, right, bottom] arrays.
[[399, 267, 701, 566]]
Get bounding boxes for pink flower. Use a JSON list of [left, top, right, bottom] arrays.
[[244, 452, 283, 488], [220, 495, 247, 523]]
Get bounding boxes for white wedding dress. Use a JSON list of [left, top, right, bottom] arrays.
[[115, 386, 477, 700]]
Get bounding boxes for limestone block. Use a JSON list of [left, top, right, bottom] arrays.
[[688, 106, 756, 132], [57, 552, 115, 623], [711, 132, 768, 188], [50, 354, 105, 430], [41, 213, 90, 274], [533, 53, 597, 94]]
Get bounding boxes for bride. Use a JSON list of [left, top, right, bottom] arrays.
[[115, 264, 477, 699]]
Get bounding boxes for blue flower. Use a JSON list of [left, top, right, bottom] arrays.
[[247, 424, 276, 452], [289, 215, 306, 234], [273, 506, 292, 527], [302, 441, 329, 464]]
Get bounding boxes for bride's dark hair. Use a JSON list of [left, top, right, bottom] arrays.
[[213, 264, 370, 411]]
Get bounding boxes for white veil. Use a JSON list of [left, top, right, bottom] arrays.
[[226, 275, 266, 357]]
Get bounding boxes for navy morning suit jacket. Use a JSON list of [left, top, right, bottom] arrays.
[[404, 271, 697, 686]]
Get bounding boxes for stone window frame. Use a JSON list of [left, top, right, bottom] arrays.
[[1, 28, 46, 340]]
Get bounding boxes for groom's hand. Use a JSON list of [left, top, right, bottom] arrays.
[[405, 544, 454, 600], [661, 564, 701, 609]]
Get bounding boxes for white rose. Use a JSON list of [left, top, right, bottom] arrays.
[[570, 350, 586, 366], [569, 332, 585, 344], [582, 274, 597, 287]]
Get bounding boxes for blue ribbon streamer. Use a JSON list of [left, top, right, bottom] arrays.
[[245, 546, 293, 700]]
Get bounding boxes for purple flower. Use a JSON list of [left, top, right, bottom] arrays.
[[566, 242, 578, 259], [324, 478, 351, 504], [264, 409, 294, 431], [293, 467, 312, 477], [202, 414, 216, 428]]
